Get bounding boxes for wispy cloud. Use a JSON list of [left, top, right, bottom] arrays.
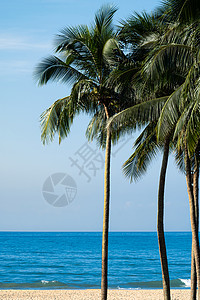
[[0, 60, 33, 74], [0, 36, 51, 51], [0, 34, 52, 75]]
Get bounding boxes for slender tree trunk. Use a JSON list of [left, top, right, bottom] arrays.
[[101, 105, 111, 300], [185, 143, 200, 300], [191, 151, 199, 300], [157, 137, 171, 300], [191, 253, 197, 300]]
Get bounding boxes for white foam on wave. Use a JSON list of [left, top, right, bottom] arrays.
[[41, 280, 49, 284], [117, 287, 141, 290], [41, 280, 56, 284], [179, 279, 191, 287]]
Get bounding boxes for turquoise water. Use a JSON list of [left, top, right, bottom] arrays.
[[0, 232, 192, 289]]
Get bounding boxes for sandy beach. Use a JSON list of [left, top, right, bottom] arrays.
[[0, 289, 191, 299]]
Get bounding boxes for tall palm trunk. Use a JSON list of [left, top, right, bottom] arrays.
[[191, 151, 199, 300], [101, 106, 111, 300], [185, 143, 200, 300], [191, 253, 197, 300], [157, 137, 171, 300]]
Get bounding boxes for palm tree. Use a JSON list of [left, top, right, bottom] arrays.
[[106, 11, 180, 299], [109, 101, 172, 300], [107, 4, 200, 296], [141, 33, 200, 300], [145, 18, 200, 299], [34, 5, 131, 300], [125, 3, 200, 297], [109, 2, 200, 298], [125, 125, 172, 300]]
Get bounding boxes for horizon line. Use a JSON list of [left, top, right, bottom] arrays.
[[0, 230, 192, 233]]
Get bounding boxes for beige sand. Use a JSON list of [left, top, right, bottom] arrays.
[[0, 289, 191, 300]]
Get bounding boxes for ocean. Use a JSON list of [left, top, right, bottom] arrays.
[[0, 232, 192, 290]]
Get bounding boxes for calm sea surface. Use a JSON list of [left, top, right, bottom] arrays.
[[0, 232, 192, 289]]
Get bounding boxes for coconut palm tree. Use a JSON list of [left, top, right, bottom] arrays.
[[143, 18, 200, 299], [107, 3, 200, 296], [125, 124, 173, 300], [126, 4, 200, 297], [108, 100, 172, 300], [107, 1, 200, 298], [34, 5, 133, 300], [106, 10, 182, 299]]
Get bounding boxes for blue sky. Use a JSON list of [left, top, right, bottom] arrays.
[[0, 0, 191, 231]]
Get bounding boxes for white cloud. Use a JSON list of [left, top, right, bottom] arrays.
[[0, 60, 32, 74], [0, 36, 51, 51], [0, 34, 52, 75]]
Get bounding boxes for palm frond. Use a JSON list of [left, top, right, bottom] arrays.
[[108, 96, 168, 131], [40, 96, 73, 144], [94, 4, 118, 34], [157, 84, 184, 141], [55, 25, 101, 81], [86, 110, 107, 149], [119, 11, 162, 47], [70, 79, 100, 114], [173, 103, 193, 141], [123, 123, 160, 182], [185, 101, 200, 155], [34, 55, 88, 86], [143, 43, 193, 82], [161, 0, 200, 23], [55, 24, 91, 52], [103, 38, 121, 67], [174, 146, 185, 173]]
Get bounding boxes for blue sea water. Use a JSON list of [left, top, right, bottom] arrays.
[[0, 232, 192, 289]]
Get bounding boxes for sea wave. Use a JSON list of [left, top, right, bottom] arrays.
[[179, 279, 191, 288], [0, 280, 69, 289], [118, 278, 191, 289], [0, 280, 100, 290], [0, 278, 191, 290]]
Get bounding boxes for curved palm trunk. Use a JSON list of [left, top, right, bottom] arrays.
[[101, 105, 112, 300], [185, 143, 200, 300], [157, 137, 171, 300], [191, 152, 199, 300], [191, 253, 197, 300]]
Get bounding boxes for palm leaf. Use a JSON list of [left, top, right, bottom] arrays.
[[123, 123, 160, 182], [94, 4, 117, 34], [34, 55, 88, 85], [40, 96, 73, 144], [108, 96, 168, 131]]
